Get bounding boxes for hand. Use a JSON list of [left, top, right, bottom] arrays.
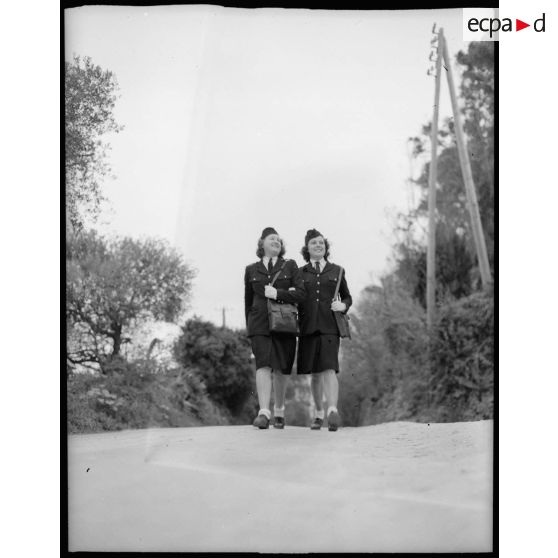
[[265, 285, 278, 299], [331, 300, 346, 312]]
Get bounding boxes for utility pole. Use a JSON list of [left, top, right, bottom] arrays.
[[426, 26, 444, 331], [214, 306, 229, 329], [442, 32, 492, 288]]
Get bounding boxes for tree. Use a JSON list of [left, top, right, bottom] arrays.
[[457, 42, 495, 263], [65, 55, 123, 231], [393, 221, 475, 308], [173, 318, 256, 419], [396, 42, 494, 301], [66, 230, 196, 372], [337, 44, 495, 425]]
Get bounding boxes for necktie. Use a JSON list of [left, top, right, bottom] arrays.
[[268, 259, 274, 274], [314, 261, 320, 273]]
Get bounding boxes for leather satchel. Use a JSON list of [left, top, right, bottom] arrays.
[[332, 267, 351, 339], [267, 260, 299, 335]]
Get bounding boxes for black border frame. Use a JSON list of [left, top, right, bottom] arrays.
[[61, 1, 498, 556]]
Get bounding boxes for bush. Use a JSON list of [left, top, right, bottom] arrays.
[[339, 279, 430, 426], [429, 288, 494, 420], [67, 358, 230, 433], [339, 278, 493, 425], [174, 318, 256, 422]]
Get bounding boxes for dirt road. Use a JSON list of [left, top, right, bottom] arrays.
[[68, 420, 493, 552]]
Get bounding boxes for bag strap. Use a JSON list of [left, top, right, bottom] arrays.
[[270, 259, 289, 287], [333, 266, 344, 301]]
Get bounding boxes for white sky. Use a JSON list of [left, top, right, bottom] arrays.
[[65, 5, 468, 330]]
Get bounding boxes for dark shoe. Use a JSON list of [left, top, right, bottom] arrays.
[[310, 417, 323, 430], [273, 416, 285, 429], [253, 414, 270, 429], [327, 411, 340, 431]]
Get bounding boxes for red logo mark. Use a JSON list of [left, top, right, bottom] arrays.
[[516, 19, 530, 31]]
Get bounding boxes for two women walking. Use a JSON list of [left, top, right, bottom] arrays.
[[244, 227, 352, 431]]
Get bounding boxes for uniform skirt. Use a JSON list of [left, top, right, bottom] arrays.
[[297, 333, 340, 374], [250, 334, 296, 375]]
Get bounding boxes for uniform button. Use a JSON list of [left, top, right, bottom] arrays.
[[317, 281, 320, 285], [316, 290, 320, 293], [316, 298, 319, 302]]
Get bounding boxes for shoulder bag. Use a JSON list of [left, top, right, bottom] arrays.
[[332, 266, 351, 339], [267, 260, 299, 335]]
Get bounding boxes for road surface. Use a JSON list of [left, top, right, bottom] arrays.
[[68, 420, 493, 552]]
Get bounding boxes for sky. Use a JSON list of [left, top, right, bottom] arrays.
[[65, 5, 469, 330]]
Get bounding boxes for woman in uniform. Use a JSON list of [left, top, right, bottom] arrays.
[[244, 227, 305, 429], [297, 228, 352, 431]]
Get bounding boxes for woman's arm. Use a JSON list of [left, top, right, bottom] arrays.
[[244, 266, 254, 324], [275, 261, 305, 304]]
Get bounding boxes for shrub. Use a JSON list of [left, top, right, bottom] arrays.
[[67, 358, 230, 433], [429, 288, 494, 420], [339, 279, 430, 426], [339, 278, 493, 425], [174, 318, 256, 421]]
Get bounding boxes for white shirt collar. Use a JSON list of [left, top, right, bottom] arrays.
[[262, 255, 278, 267], [309, 257, 326, 271]]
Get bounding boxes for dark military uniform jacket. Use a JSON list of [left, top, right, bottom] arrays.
[[298, 261, 352, 336], [244, 257, 305, 337]]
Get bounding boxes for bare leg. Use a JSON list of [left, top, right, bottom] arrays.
[[311, 373, 324, 412], [272, 371, 288, 411], [256, 367, 272, 413], [322, 369, 339, 411]]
